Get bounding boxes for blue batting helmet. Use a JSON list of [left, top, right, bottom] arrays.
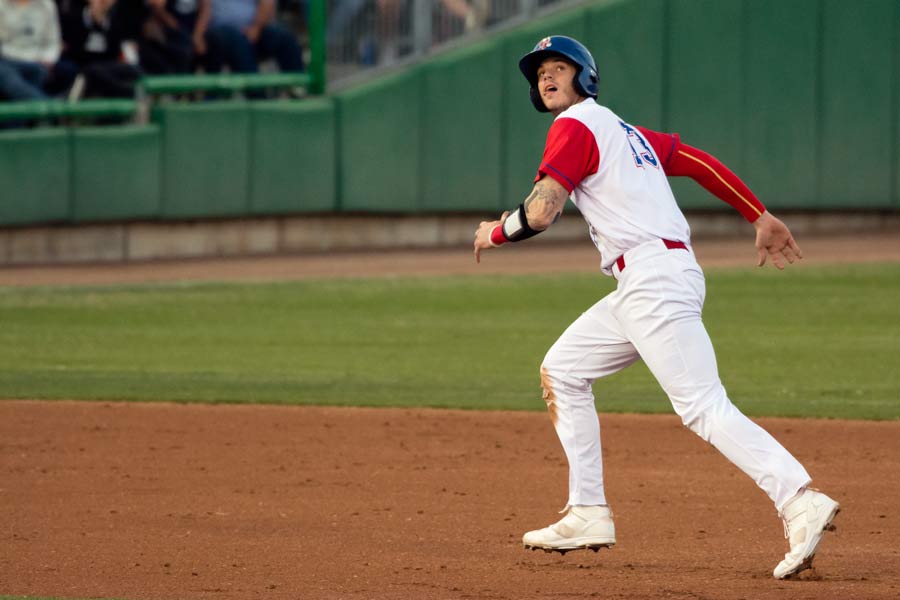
[[518, 36, 599, 112]]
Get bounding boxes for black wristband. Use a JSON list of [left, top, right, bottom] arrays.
[[501, 204, 542, 242]]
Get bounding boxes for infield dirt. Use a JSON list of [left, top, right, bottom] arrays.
[[2, 234, 900, 599], [2, 401, 899, 600]]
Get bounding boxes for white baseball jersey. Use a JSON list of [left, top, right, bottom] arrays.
[[533, 99, 811, 514], [535, 98, 690, 275]]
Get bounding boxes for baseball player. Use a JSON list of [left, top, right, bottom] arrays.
[[472, 35, 840, 579]]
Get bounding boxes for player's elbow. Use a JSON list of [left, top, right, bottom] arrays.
[[524, 209, 559, 231], [530, 216, 554, 231]]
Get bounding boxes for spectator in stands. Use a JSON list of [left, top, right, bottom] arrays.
[[59, 0, 142, 97], [139, 0, 209, 74], [0, 0, 61, 100], [52, 0, 85, 95], [204, 0, 303, 76], [327, 0, 406, 67], [438, 0, 487, 36]]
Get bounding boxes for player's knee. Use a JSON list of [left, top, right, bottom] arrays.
[[539, 365, 560, 424], [540, 362, 555, 390], [540, 361, 590, 396], [538, 360, 561, 382]]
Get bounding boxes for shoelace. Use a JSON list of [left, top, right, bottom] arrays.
[[779, 488, 811, 540]]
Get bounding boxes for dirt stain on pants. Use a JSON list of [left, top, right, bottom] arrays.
[[540, 366, 558, 426]]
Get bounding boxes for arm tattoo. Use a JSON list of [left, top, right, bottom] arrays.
[[524, 180, 567, 229]]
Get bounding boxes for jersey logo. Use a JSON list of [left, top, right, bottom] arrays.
[[619, 121, 659, 170], [537, 37, 552, 50]]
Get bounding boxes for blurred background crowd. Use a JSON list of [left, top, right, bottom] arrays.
[[0, 0, 565, 101]]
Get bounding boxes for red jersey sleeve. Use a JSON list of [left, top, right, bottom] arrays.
[[535, 117, 600, 193], [635, 125, 766, 222]]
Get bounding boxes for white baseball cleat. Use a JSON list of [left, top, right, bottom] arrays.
[[773, 488, 840, 579], [523, 505, 615, 554]]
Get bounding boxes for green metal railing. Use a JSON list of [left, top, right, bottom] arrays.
[[139, 72, 312, 96], [308, 0, 326, 94], [0, 99, 137, 124]]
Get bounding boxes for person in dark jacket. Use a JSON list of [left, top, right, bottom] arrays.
[[139, 0, 209, 74], [60, 0, 141, 97]]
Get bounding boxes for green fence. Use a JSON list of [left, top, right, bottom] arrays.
[[337, 69, 421, 212], [0, 129, 70, 225], [1, 0, 897, 227], [250, 99, 336, 214]]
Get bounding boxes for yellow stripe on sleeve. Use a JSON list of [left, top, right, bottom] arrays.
[[676, 149, 763, 218]]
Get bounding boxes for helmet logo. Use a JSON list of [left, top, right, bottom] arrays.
[[537, 37, 552, 50]]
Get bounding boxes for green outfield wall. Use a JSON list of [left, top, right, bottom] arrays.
[[1, 0, 898, 227]]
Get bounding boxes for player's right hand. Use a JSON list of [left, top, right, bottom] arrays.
[[473, 211, 509, 263]]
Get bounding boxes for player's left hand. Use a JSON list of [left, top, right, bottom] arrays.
[[753, 211, 803, 270], [473, 211, 508, 263]]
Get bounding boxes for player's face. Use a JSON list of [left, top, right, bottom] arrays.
[[537, 58, 583, 115]]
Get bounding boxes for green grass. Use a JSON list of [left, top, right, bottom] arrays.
[[0, 263, 897, 419]]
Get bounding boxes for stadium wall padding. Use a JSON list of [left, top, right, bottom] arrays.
[[420, 40, 505, 211], [741, 0, 819, 210], [155, 101, 252, 219], [664, 0, 744, 210], [0, 129, 71, 226], [2, 0, 899, 228], [819, 0, 895, 209], [249, 99, 337, 214], [71, 125, 162, 221], [335, 69, 422, 212]]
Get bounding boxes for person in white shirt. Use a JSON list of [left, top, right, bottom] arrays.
[[0, 0, 61, 99]]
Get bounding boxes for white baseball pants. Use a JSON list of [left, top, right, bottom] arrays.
[[540, 239, 811, 512]]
